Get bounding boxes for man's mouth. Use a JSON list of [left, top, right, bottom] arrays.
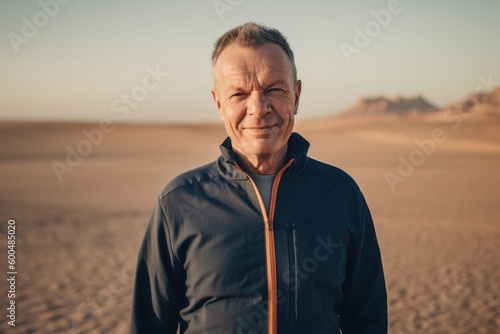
[[244, 125, 278, 135]]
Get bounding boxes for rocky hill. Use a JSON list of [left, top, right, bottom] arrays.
[[341, 88, 500, 117], [445, 87, 500, 115], [343, 95, 439, 115]]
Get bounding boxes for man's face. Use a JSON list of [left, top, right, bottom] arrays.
[[212, 43, 301, 160]]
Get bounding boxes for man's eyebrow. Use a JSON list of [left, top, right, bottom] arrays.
[[230, 80, 287, 88], [266, 79, 287, 87], [224, 78, 289, 93], [226, 84, 247, 92]]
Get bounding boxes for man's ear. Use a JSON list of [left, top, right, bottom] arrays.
[[211, 89, 224, 121], [294, 79, 302, 114]]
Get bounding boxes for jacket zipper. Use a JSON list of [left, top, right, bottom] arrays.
[[287, 223, 297, 320], [236, 158, 295, 334]]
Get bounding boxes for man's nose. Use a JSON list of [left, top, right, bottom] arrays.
[[247, 91, 271, 118]]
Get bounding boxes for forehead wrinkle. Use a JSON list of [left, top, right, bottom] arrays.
[[221, 72, 258, 91], [220, 68, 290, 91]]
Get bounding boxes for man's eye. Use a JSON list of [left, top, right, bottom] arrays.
[[231, 92, 246, 98], [267, 88, 284, 94]]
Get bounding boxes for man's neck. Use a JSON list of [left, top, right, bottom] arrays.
[[235, 145, 288, 175]]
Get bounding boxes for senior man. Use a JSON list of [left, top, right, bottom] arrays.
[[130, 22, 387, 334]]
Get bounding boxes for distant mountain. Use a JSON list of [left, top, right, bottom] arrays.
[[446, 87, 500, 115], [343, 95, 439, 116]]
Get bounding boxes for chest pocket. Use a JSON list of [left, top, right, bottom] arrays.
[[287, 222, 340, 321]]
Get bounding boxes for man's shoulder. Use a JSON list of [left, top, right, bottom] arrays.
[[159, 160, 219, 199], [304, 157, 361, 193]]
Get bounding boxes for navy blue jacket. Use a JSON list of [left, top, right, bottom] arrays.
[[130, 133, 387, 333]]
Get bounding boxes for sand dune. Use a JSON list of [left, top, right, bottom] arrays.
[[0, 113, 499, 333]]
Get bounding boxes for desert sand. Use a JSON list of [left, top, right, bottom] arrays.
[[0, 109, 499, 333]]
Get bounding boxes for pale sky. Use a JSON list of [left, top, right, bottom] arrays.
[[1, 0, 499, 123]]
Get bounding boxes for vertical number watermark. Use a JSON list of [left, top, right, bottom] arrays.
[[6, 219, 17, 327]]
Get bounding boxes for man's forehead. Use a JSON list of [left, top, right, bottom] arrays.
[[214, 43, 294, 83], [221, 67, 288, 80], [216, 42, 287, 63]]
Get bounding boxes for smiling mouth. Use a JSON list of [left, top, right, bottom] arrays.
[[244, 125, 279, 137]]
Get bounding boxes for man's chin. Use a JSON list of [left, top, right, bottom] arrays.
[[245, 140, 286, 156]]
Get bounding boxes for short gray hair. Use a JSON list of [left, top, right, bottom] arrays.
[[211, 22, 297, 82]]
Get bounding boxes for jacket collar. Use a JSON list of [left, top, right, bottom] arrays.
[[217, 132, 310, 180]]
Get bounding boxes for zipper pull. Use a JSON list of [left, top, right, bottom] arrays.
[[267, 219, 274, 231]]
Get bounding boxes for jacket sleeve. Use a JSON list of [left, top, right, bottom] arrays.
[[130, 197, 184, 334], [338, 199, 388, 334]]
